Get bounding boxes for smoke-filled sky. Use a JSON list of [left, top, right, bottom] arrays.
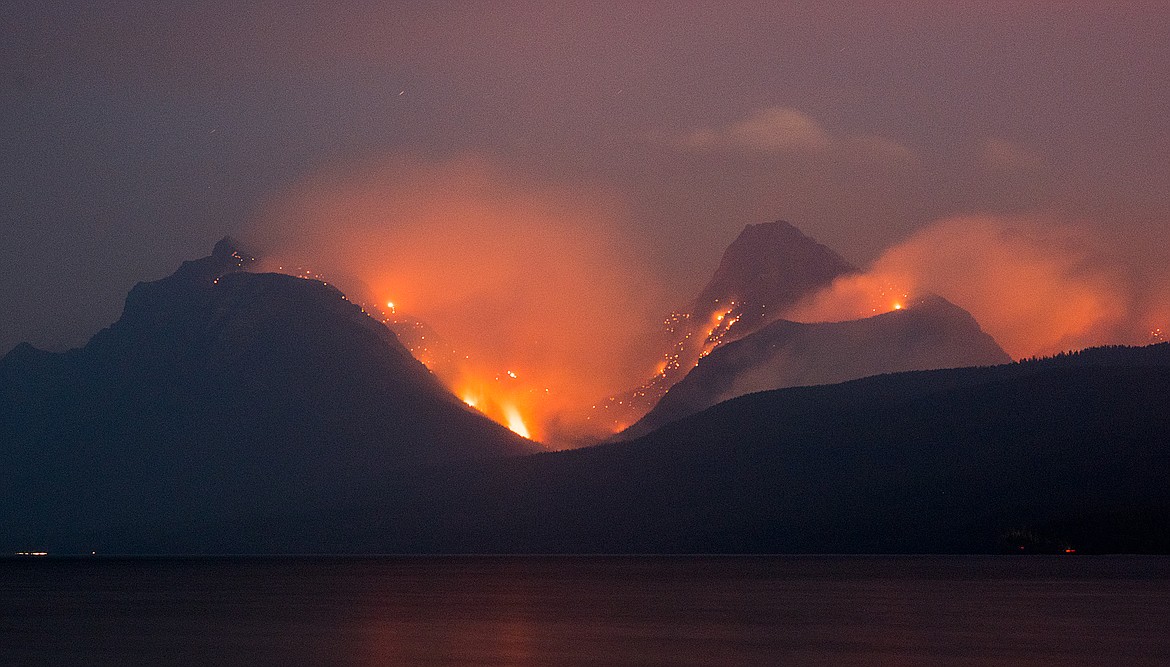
[[4, 2, 1169, 371]]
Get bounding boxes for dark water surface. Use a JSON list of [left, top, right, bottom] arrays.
[[1, 555, 1167, 665]]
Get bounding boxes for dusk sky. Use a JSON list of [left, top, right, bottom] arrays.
[[4, 1, 1169, 373]]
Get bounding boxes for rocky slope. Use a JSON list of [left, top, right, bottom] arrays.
[[620, 294, 1011, 439], [0, 238, 538, 551]]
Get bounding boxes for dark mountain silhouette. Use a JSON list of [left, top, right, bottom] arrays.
[[0, 238, 538, 551], [261, 265, 463, 380], [620, 294, 1011, 439], [589, 221, 857, 432], [72, 343, 1170, 555], [691, 220, 858, 332]]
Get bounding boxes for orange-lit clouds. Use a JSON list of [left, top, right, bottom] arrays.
[[682, 107, 831, 153], [786, 215, 1165, 360], [675, 106, 916, 165], [247, 155, 664, 444]]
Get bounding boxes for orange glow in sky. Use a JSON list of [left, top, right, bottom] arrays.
[[252, 159, 1169, 444], [784, 215, 1161, 360], [502, 405, 531, 439], [448, 365, 547, 440], [253, 156, 666, 446]]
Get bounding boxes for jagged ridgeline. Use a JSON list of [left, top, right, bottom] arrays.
[[590, 221, 857, 431], [0, 238, 539, 552], [4, 234, 1170, 555], [591, 221, 1009, 438], [620, 294, 1010, 440]]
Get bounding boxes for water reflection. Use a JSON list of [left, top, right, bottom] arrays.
[[2, 556, 1168, 665]]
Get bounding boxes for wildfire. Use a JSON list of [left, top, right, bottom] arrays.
[[452, 369, 546, 441], [877, 286, 909, 314], [503, 405, 531, 439], [784, 275, 913, 324], [698, 307, 737, 360]]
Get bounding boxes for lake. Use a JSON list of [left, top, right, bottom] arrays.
[[2, 555, 1167, 665]]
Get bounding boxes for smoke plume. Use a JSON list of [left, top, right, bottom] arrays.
[[247, 155, 664, 445], [786, 215, 1167, 359]]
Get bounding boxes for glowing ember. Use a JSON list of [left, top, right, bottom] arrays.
[[783, 275, 913, 323], [386, 301, 396, 313], [698, 307, 736, 360]]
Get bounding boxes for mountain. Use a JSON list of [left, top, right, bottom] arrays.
[[263, 265, 463, 379], [74, 343, 1170, 555], [589, 221, 857, 432], [690, 220, 858, 333], [619, 294, 1011, 439], [0, 238, 538, 552]]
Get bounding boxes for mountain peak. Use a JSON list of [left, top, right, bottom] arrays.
[[156, 237, 258, 288], [1, 240, 540, 550], [588, 219, 858, 433], [211, 235, 253, 262], [696, 220, 856, 315], [733, 219, 805, 241]]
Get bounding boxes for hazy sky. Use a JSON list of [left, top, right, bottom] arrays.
[[4, 1, 1169, 357]]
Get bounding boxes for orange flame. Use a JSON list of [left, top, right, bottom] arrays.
[[454, 373, 539, 439], [503, 405, 530, 439], [249, 156, 665, 447]]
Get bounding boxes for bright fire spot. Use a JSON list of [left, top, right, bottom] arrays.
[[697, 307, 736, 360], [506, 370, 518, 379], [503, 405, 530, 438], [451, 371, 547, 443], [783, 276, 913, 324], [385, 301, 396, 313]]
